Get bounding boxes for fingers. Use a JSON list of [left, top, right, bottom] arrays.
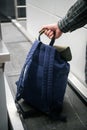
[[39, 24, 54, 38], [39, 28, 54, 39], [44, 29, 54, 39], [39, 23, 63, 39]]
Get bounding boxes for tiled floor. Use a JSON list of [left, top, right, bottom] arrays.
[[2, 21, 87, 130]]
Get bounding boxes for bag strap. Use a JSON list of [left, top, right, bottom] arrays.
[[25, 40, 40, 65], [47, 47, 55, 107], [22, 40, 40, 81], [41, 45, 55, 108], [41, 45, 50, 103], [16, 40, 40, 100], [42, 47, 67, 121]]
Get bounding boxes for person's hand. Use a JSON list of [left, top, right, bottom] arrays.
[[40, 23, 63, 39]]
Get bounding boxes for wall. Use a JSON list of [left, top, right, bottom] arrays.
[[26, 0, 87, 87]]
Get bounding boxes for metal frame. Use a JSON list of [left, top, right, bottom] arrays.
[[5, 76, 24, 130], [0, 21, 2, 40], [68, 72, 87, 102], [14, 0, 27, 20]]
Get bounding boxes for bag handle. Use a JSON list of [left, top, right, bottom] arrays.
[[38, 29, 55, 46]]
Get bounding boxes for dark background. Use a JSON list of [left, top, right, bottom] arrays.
[[0, 0, 26, 22]]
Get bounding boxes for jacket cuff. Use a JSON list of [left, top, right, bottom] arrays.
[[58, 18, 71, 33]]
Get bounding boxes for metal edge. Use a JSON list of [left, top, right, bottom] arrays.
[[4, 75, 24, 130], [68, 72, 87, 102]]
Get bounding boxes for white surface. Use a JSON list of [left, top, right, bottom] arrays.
[[57, 28, 87, 86], [0, 40, 10, 63], [27, 0, 77, 17], [26, 3, 60, 42], [12, 19, 35, 42]]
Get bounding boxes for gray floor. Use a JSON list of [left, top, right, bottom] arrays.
[[1, 22, 87, 130]]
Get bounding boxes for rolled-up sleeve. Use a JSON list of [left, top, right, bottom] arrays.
[[58, 0, 87, 33]]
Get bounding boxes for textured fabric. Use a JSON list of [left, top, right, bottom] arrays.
[[58, 0, 87, 33], [16, 35, 70, 114]]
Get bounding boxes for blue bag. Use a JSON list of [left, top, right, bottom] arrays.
[[16, 32, 70, 116]]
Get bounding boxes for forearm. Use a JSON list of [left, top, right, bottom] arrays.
[[58, 0, 87, 33]]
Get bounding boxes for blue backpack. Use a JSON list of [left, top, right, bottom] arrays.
[[15, 32, 71, 119]]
